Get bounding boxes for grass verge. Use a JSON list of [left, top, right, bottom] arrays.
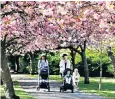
[[79, 77, 115, 99], [0, 81, 35, 99], [49, 75, 115, 99]]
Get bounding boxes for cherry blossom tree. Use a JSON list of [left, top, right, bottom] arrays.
[[1, 1, 61, 98], [39, 1, 115, 84], [1, 1, 115, 98], [1, 1, 41, 98]]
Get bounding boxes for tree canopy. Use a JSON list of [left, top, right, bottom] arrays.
[[1, 1, 115, 54]]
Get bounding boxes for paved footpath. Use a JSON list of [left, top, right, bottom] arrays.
[[12, 74, 108, 99]]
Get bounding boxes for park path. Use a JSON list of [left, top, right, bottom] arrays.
[[12, 74, 107, 99]]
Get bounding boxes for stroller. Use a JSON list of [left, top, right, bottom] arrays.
[[37, 66, 50, 91], [60, 68, 74, 93]]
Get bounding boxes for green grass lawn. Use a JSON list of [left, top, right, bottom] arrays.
[[26, 74, 62, 81], [0, 81, 35, 99], [26, 74, 115, 99], [79, 77, 115, 99], [50, 75, 115, 99]]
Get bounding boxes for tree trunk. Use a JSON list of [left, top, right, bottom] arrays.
[[81, 51, 90, 84], [15, 55, 20, 73], [30, 52, 35, 75], [1, 49, 16, 99], [70, 49, 76, 71], [107, 50, 115, 78], [99, 60, 102, 90], [99, 40, 103, 90]]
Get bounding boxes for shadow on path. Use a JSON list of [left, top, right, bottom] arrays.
[[17, 77, 108, 99]]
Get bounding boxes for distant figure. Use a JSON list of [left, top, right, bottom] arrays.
[[73, 68, 80, 90], [59, 54, 71, 77]]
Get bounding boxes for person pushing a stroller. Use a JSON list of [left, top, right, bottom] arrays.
[[37, 54, 50, 91], [59, 54, 80, 92], [60, 68, 74, 92], [59, 54, 74, 92]]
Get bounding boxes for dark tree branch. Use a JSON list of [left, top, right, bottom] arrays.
[[83, 40, 87, 51], [11, 42, 30, 55], [5, 37, 20, 48], [55, 45, 82, 55], [72, 47, 81, 55], [79, 44, 83, 51], [1, 10, 27, 18]]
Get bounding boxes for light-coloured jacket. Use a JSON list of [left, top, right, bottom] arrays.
[[73, 72, 80, 84], [59, 59, 71, 73]]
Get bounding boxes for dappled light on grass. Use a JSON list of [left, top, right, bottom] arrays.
[[79, 77, 115, 99], [14, 81, 35, 99], [87, 77, 115, 83]]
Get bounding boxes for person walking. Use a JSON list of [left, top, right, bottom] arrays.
[[73, 68, 80, 90], [59, 54, 71, 77]]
